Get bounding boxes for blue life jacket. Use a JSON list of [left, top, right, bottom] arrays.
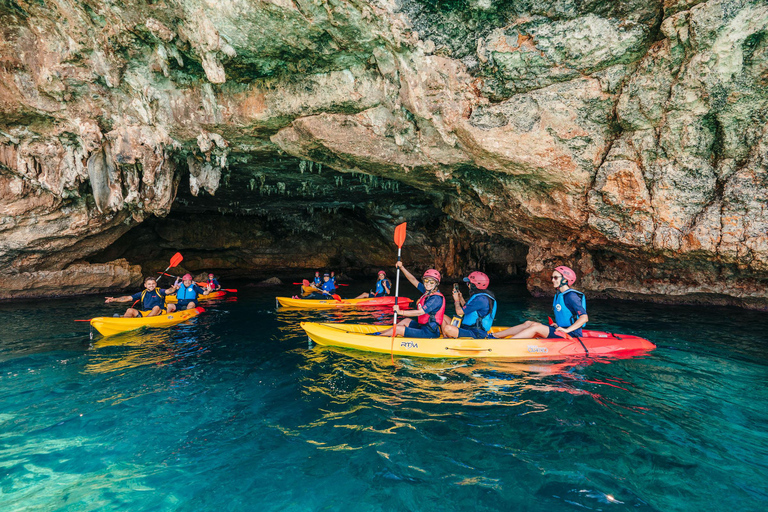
[[553, 289, 587, 329], [321, 280, 335, 293], [177, 284, 201, 300], [375, 278, 391, 295], [462, 292, 497, 332], [313, 277, 321, 286]]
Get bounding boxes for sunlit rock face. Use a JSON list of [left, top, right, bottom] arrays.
[[0, 0, 766, 308]]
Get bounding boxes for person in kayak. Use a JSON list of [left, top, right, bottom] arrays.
[[376, 262, 445, 338], [105, 276, 175, 318], [313, 271, 322, 287], [168, 274, 211, 310], [491, 265, 588, 339], [320, 273, 336, 294], [355, 270, 391, 299], [293, 279, 331, 299], [442, 271, 497, 339], [205, 273, 221, 291]]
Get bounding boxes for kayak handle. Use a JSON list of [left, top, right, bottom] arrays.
[[445, 347, 492, 352]]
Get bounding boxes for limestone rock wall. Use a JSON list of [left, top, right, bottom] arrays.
[[0, 0, 766, 307]]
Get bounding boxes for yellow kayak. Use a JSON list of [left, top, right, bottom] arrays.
[[165, 291, 227, 303], [276, 296, 412, 309], [90, 307, 205, 337], [300, 322, 656, 359]]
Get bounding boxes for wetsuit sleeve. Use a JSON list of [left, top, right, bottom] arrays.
[[417, 282, 426, 294], [131, 291, 142, 300], [462, 295, 489, 317], [422, 295, 443, 314], [192, 284, 205, 294], [564, 293, 586, 317]]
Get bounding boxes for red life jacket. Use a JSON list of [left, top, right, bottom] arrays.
[[417, 291, 445, 326]]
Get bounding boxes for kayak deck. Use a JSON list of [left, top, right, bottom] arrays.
[[276, 296, 412, 309], [166, 291, 227, 303], [300, 322, 656, 359], [90, 307, 205, 337]]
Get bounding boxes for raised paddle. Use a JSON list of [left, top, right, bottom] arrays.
[[157, 252, 183, 283], [390, 222, 407, 364]]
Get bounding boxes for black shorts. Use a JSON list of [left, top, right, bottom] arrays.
[[176, 299, 199, 308]]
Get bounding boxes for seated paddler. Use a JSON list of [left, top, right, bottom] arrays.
[[168, 273, 210, 310], [491, 265, 588, 339], [376, 262, 444, 339], [355, 270, 391, 299], [442, 271, 497, 339], [105, 276, 175, 318]]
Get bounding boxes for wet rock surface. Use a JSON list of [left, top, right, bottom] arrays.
[[0, 0, 766, 308]]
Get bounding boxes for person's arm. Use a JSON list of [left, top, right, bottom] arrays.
[[451, 289, 465, 315], [105, 295, 133, 303], [559, 314, 589, 334], [384, 280, 391, 294], [395, 261, 419, 288], [394, 304, 426, 317]]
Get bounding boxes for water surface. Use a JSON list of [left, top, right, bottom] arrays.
[[1, 283, 766, 511]]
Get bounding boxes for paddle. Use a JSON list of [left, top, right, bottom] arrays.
[[390, 222, 407, 364], [158, 252, 183, 283]]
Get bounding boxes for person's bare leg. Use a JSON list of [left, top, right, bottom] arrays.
[[493, 321, 538, 338], [124, 308, 140, 318], [145, 306, 163, 317], [166, 303, 177, 313], [510, 323, 550, 339]]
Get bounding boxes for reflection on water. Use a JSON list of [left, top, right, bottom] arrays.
[[0, 285, 767, 511]]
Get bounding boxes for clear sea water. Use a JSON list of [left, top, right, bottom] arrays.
[[1, 282, 766, 511]]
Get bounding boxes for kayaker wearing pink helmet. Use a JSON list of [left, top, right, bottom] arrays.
[[376, 262, 445, 338], [355, 270, 391, 299], [442, 271, 497, 339], [168, 273, 211, 310], [491, 265, 588, 339]]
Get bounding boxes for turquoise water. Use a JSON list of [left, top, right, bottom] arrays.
[[1, 283, 766, 511]]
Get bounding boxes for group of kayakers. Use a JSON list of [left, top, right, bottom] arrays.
[[366, 262, 587, 340], [292, 271, 339, 299], [105, 272, 222, 318]]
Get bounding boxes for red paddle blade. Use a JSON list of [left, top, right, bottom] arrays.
[[169, 252, 183, 268], [548, 316, 554, 326], [332, 294, 343, 302], [394, 222, 407, 248]]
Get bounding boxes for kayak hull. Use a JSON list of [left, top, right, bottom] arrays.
[[300, 322, 656, 359], [91, 307, 205, 337], [277, 296, 412, 309], [166, 291, 227, 303]]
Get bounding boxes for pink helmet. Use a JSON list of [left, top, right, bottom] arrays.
[[422, 269, 441, 283], [378, 270, 386, 276], [464, 271, 490, 290], [554, 266, 577, 286], [182, 273, 193, 280], [302, 279, 310, 286]]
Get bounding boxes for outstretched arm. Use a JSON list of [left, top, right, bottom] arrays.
[[105, 295, 133, 303]]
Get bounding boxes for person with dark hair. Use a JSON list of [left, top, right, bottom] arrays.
[[105, 276, 175, 318], [442, 271, 497, 339], [376, 262, 445, 339], [355, 270, 391, 299], [491, 266, 588, 339]]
